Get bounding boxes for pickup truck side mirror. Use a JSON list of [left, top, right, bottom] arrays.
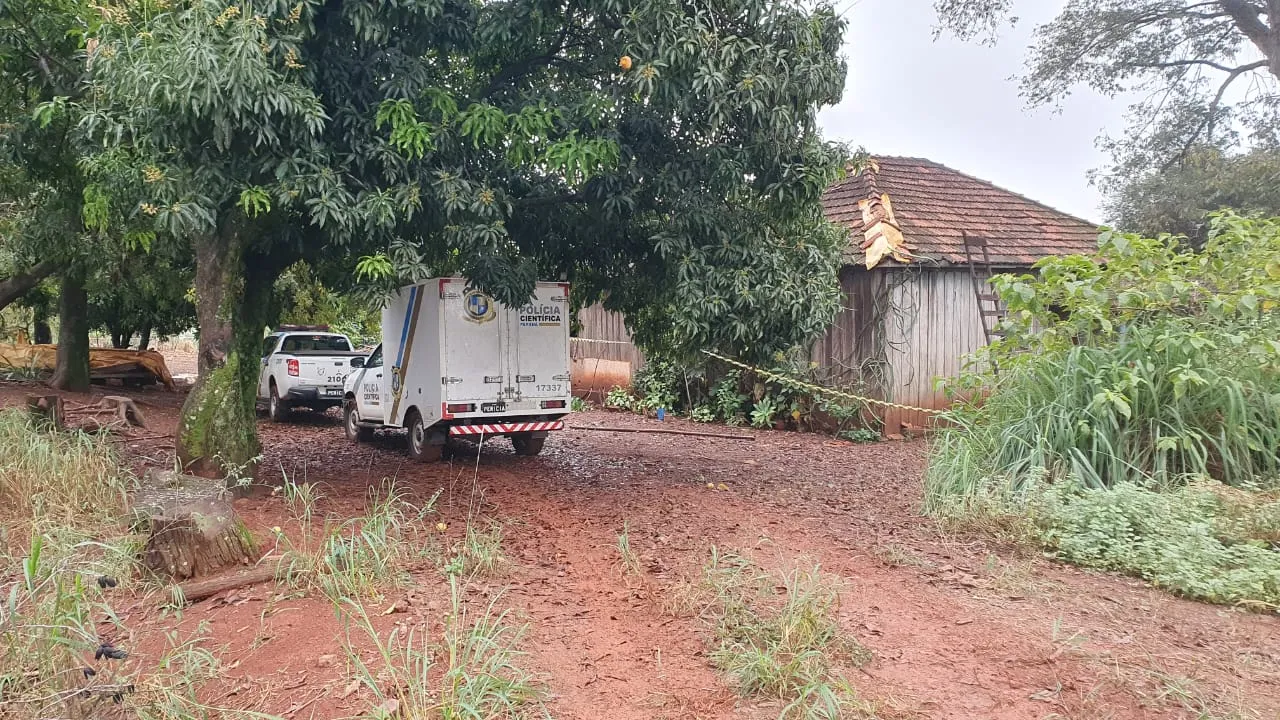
[[350, 357, 365, 369]]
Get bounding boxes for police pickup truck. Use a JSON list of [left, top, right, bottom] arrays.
[[258, 326, 363, 422]]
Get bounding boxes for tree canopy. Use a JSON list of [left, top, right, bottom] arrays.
[[933, 0, 1280, 181], [1105, 147, 1280, 244], [69, 0, 851, 476]]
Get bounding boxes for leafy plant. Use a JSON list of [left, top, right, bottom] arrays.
[[570, 396, 587, 412], [690, 405, 716, 423], [712, 371, 748, 424], [750, 396, 779, 429], [604, 386, 636, 411], [632, 358, 681, 414], [838, 428, 879, 444]]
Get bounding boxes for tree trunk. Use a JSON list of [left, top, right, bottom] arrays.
[[134, 470, 258, 581], [177, 223, 276, 481], [51, 269, 91, 392], [33, 312, 52, 345], [110, 328, 130, 349], [138, 325, 152, 351], [0, 259, 60, 313]]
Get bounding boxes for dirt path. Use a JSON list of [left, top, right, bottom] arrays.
[[2, 380, 1277, 720]]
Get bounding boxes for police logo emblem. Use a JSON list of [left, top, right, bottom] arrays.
[[463, 290, 496, 323], [391, 367, 402, 394]]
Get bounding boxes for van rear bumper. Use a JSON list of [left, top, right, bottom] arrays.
[[448, 420, 565, 437]]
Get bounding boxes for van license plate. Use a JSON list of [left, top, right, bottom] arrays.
[[324, 388, 343, 397], [481, 402, 506, 413]]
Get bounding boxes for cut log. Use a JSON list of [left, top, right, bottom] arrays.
[[134, 471, 258, 580], [173, 564, 280, 605], [25, 394, 64, 429]]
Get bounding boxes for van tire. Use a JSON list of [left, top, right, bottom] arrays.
[[268, 383, 291, 423], [345, 401, 373, 442], [406, 411, 442, 462], [511, 434, 545, 456]]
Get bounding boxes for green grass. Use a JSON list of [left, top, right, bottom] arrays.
[[616, 521, 642, 576], [340, 577, 543, 719], [272, 478, 436, 603], [675, 549, 876, 719], [0, 408, 275, 719]]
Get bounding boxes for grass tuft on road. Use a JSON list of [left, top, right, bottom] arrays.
[[674, 548, 876, 719]]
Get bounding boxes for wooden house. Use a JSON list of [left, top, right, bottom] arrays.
[[814, 157, 1099, 432], [575, 156, 1100, 430]]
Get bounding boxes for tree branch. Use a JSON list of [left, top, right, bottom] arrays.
[[1219, 0, 1280, 78], [0, 259, 62, 312]]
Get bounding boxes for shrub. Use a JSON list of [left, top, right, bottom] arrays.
[[927, 214, 1280, 607]]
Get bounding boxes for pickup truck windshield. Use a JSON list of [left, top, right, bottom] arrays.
[[280, 335, 352, 353]]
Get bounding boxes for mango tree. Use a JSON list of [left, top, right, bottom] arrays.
[[77, 0, 851, 478]]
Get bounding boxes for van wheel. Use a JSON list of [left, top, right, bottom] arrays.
[[511, 434, 545, 456], [345, 401, 373, 442], [268, 384, 291, 423], [406, 411, 443, 462]]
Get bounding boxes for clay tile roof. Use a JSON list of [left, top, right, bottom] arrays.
[[822, 156, 1100, 267]]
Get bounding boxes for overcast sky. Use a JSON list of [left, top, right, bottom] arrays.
[[817, 0, 1130, 224]]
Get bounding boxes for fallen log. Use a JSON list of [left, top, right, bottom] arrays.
[[568, 425, 755, 441], [172, 564, 281, 605]]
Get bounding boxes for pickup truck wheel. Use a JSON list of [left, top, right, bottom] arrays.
[[511, 434, 545, 457], [345, 402, 373, 442], [406, 412, 442, 462], [268, 385, 291, 423]]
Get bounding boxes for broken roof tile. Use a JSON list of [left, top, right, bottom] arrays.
[[823, 156, 1101, 267]]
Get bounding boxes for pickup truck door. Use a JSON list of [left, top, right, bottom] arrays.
[[258, 335, 280, 399], [356, 345, 385, 422]]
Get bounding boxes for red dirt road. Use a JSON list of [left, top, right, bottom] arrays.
[[2, 380, 1277, 720]]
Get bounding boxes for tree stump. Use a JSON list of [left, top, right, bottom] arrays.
[[100, 395, 146, 428], [133, 470, 258, 580], [25, 394, 64, 429]]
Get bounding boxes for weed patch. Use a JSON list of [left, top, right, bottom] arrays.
[[675, 549, 875, 719], [340, 577, 542, 719]]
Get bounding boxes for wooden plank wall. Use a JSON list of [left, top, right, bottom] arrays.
[[573, 303, 646, 370], [882, 268, 987, 431], [810, 266, 891, 400]]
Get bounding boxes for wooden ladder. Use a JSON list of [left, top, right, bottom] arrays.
[[962, 231, 1005, 346]]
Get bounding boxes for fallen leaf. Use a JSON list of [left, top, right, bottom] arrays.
[[340, 679, 361, 699]]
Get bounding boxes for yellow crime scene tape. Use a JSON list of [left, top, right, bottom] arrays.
[[700, 350, 943, 416]]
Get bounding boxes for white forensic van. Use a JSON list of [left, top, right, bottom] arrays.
[[342, 278, 572, 460]]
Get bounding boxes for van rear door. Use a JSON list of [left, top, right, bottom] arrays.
[[510, 283, 571, 400], [440, 279, 506, 406]]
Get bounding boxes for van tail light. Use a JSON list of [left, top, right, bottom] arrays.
[[540, 400, 567, 409], [446, 403, 475, 414], [286, 359, 299, 377]]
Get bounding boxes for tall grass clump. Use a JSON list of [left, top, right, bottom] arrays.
[[0, 408, 135, 533], [677, 549, 875, 719], [340, 576, 542, 719], [927, 214, 1280, 606]]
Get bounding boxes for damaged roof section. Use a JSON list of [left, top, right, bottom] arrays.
[[823, 156, 1100, 268]]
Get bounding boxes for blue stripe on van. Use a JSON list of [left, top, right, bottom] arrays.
[[395, 285, 418, 368]]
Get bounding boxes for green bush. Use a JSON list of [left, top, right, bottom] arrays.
[[1032, 481, 1280, 606], [927, 214, 1280, 607]]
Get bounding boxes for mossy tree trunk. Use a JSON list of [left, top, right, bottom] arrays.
[[51, 268, 91, 392], [177, 221, 281, 481]]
